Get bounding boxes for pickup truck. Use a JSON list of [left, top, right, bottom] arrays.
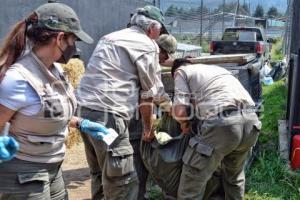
[[210, 27, 271, 64], [161, 53, 262, 106]]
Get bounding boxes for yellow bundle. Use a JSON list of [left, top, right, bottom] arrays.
[[61, 58, 85, 88], [61, 58, 85, 148]]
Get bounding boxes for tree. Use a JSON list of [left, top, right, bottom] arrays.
[[165, 5, 177, 16], [189, 7, 198, 17], [214, 2, 237, 13], [267, 6, 279, 18], [253, 4, 264, 17], [241, 3, 250, 14], [178, 7, 185, 15], [196, 5, 209, 15], [178, 7, 189, 19]]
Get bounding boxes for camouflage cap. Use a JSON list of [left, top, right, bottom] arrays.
[[157, 34, 177, 54], [35, 3, 93, 44], [138, 5, 168, 34]]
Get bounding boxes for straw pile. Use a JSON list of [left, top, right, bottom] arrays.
[[61, 58, 85, 88], [61, 58, 85, 148]]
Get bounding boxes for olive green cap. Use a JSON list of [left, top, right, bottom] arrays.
[[138, 5, 168, 34], [157, 34, 177, 54], [35, 3, 93, 44]]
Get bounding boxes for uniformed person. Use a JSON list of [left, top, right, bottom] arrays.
[[0, 3, 108, 199], [75, 5, 167, 200], [129, 34, 177, 200], [171, 59, 261, 200], [156, 34, 177, 66]]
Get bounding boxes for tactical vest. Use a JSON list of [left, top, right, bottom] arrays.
[[9, 52, 77, 163]]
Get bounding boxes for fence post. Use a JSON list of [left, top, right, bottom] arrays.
[[200, 0, 203, 46], [236, 0, 240, 26], [222, 0, 225, 32], [208, 9, 212, 41]]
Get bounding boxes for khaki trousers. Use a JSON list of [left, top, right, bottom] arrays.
[[178, 111, 261, 200], [0, 158, 67, 200], [77, 106, 138, 200]]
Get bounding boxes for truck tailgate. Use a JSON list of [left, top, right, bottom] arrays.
[[212, 41, 257, 54]]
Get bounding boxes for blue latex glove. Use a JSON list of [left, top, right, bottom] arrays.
[[0, 136, 19, 162], [79, 119, 109, 140]]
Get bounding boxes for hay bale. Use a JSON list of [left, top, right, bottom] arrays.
[[61, 58, 85, 88], [62, 58, 85, 148]]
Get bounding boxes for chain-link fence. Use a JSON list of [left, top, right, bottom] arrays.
[[153, 0, 286, 51]]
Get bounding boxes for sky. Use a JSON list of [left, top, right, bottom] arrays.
[[160, 0, 288, 13]]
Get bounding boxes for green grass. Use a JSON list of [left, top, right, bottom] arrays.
[[149, 80, 300, 199], [201, 41, 210, 53], [257, 80, 287, 143], [246, 150, 300, 200], [245, 80, 300, 200], [271, 38, 284, 62], [148, 185, 163, 200]]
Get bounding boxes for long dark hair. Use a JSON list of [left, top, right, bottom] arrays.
[[171, 58, 192, 77], [0, 12, 59, 78]]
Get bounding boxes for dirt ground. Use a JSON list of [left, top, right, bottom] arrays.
[[62, 140, 163, 200], [62, 142, 92, 200]]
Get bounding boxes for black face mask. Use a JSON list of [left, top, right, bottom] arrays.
[[57, 43, 77, 64]]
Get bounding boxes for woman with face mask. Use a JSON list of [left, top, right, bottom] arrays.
[[0, 3, 109, 199]]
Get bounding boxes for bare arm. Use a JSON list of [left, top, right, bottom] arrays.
[[153, 63, 172, 113], [0, 104, 16, 132], [173, 70, 192, 134], [140, 97, 154, 142], [135, 51, 160, 142], [172, 104, 190, 134], [69, 116, 81, 128]]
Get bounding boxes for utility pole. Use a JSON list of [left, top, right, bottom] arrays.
[[222, 0, 225, 32], [237, 0, 240, 16], [249, 3, 251, 15], [208, 8, 212, 41], [200, 0, 203, 46], [235, 0, 240, 26]]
